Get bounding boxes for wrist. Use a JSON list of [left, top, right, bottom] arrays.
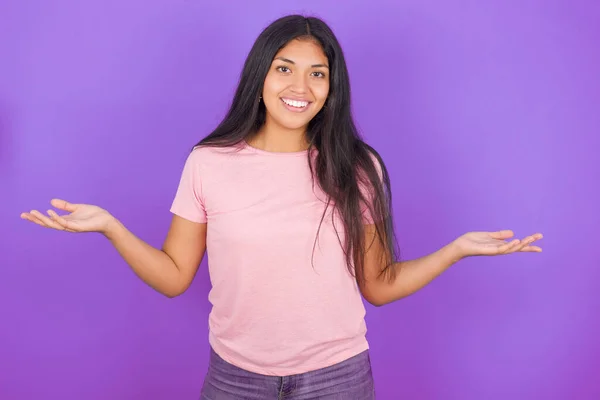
[[446, 240, 467, 263], [102, 215, 123, 241]]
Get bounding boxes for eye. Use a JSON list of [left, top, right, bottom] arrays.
[[312, 71, 326, 78], [276, 66, 291, 73]]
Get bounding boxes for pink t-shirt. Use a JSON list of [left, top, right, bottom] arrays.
[[170, 142, 371, 376]]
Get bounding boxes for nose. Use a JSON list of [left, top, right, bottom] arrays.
[[289, 73, 308, 94]]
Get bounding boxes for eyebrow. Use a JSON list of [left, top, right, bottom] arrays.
[[275, 57, 329, 69]]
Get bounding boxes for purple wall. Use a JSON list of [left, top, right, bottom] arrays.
[[2, 1, 599, 399]]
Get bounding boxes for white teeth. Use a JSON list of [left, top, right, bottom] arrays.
[[282, 98, 309, 108]]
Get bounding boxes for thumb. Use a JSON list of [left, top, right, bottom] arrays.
[[50, 198, 78, 213]]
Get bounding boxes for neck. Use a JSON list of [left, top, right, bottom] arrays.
[[248, 121, 309, 153]]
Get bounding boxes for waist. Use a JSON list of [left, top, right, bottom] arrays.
[[208, 328, 369, 376]]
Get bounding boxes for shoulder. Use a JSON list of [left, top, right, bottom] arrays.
[[364, 144, 384, 168], [358, 143, 386, 180], [185, 143, 245, 167]]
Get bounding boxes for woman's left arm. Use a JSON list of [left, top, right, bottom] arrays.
[[359, 227, 543, 306]]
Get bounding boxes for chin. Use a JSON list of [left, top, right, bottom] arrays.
[[277, 118, 314, 131], [267, 112, 315, 131]]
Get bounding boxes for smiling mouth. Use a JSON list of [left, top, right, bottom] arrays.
[[280, 97, 311, 112]]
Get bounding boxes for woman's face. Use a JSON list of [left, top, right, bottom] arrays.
[[261, 39, 330, 132]]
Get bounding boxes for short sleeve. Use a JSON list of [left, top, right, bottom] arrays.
[[170, 149, 207, 223], [360, 152, 385, 225]]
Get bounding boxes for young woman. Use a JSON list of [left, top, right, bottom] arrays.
[[21, 14, 542, 400]]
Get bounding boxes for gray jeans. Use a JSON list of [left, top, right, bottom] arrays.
[[200, 347, 376, 399]]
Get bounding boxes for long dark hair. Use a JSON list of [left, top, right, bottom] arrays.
[[194, 15, 400, 286]]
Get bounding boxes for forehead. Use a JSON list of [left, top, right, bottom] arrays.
[[274, 39, 328, 65]]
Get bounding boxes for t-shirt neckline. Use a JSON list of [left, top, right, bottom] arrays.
[[242, 140, 311, 157]]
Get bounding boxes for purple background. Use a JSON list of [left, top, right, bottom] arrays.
[[1, 1, 599, 399]]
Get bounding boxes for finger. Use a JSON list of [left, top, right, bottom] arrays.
[[21, 213, 49, 228], [50, 198, 78, 213], [520, 245, 542, 252], [488, 230, 515, 240], [30, 210, 66, 231], [47, 209, 78, 232], [513, 234, 543, 251], [496, 239, 520, 253], [521, 233, 543, 242]]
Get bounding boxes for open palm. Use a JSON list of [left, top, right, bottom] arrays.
[[454, 230, 543, 258], [20, 199, 114, 234]]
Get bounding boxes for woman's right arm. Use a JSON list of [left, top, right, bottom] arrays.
[[105, 214, 206, 297], [21, 199, 207, 298]]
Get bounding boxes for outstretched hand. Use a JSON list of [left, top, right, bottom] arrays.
[[20, 199, 116, 235], [452, 230, 543, 258]]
